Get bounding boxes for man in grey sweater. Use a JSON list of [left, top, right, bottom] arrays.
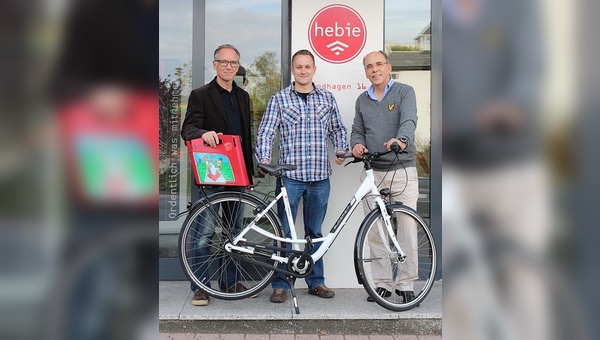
[[350, 50, 419, 304]]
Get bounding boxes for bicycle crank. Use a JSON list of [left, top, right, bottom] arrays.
[[288, 253, 314, 277]]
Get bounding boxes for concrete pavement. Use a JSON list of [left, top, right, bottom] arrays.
[[160, 334, 441, 339], [159, 281, 442, 337]]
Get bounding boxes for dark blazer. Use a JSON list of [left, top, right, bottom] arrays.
[[181, 77, 254, 182]]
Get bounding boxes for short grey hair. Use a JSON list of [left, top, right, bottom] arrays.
[[362, 50, 389, 65], [213, 44, 241, 60]]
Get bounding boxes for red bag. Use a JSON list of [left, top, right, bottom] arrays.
[[186, 135, 250, 186]]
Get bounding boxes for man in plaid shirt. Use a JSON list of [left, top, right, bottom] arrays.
[[255, 49, 349, 303]]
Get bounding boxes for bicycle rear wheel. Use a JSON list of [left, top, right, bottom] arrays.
[[355, 203, 437, 311], [178, 191, 284, 300]]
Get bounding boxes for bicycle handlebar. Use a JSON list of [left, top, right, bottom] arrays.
[[337, 143, 406, 166]]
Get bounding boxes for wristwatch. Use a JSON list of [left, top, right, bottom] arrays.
[[399, 138, 408, 145]]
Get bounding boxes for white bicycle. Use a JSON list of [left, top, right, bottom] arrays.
[[178, 146, 437, 313]]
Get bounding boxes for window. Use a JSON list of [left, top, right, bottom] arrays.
[[159, 0, 282, 265], [385, 0, 431, 217]]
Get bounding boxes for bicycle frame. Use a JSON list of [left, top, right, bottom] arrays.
[[229, 167, 407, 268]]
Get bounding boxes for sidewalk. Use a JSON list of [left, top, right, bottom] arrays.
[[159, 281, 442, 337], [160, 334, 441, 339]]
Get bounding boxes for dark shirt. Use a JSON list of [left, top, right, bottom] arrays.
[[218, 82, 243, 138], [295, 91, 309, 103]]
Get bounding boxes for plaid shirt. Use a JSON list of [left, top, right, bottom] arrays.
[[256, 83, 349, 182]]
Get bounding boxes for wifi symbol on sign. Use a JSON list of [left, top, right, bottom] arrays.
[[326, 41, 350, 55]]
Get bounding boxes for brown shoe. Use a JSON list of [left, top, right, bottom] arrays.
[[191, 290, 210, 306], [269, 288, 287, 303], [227, 282, 258, 298], [308, 284, 335, 298]]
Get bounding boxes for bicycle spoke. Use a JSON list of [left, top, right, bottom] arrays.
[[357, 204, 436, 311], [179, 192, 283, 300]]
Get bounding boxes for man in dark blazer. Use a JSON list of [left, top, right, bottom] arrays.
[[181, 44, 254, 182], [180, 44, 255, 306]]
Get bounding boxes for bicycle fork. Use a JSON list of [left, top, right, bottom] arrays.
[[355, 169, 407, 262], [373, 197, 407, 263]]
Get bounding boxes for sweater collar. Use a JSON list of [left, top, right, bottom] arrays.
[[366, 77, 395, 102]]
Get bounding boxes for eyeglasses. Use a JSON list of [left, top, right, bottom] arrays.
[[364, 61, 388, 70], [214, 59, 240, 67]]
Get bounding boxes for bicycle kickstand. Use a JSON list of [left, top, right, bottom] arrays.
[[286, 275, 300, 314]]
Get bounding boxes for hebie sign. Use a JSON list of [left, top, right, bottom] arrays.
[[308, 4, 367, 64]]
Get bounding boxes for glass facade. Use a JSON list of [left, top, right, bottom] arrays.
[[159, 0, 193, 264], [159, 0, 283, 274], [204, 0, 283, 190], [385, 1, 432, 217]]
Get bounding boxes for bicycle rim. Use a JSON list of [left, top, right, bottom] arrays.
[[356, 203, 437, 311], [178, 191, 283, 300]]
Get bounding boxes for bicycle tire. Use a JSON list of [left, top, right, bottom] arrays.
[[178, 191, 284, 300], [355, 202, 437, 311]]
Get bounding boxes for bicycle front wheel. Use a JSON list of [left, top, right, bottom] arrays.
[[178, 191, 284, 300], [355, 203, 437, 311]]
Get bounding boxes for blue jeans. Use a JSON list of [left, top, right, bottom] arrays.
[[272, 177, 330, 291], [190, 186, 244, 292]]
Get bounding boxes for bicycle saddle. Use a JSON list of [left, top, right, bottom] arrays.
[[257, 163, 297, 176]]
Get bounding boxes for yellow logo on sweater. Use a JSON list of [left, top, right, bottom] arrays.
[[388, 103, 395, 111]]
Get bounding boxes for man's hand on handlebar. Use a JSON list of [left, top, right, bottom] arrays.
[[352, 144, 369, 158], [384, 138, 406, 153], [335, 150, 348, 165]]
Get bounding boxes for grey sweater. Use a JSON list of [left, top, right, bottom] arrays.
[[350, 82, 417, 170]]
